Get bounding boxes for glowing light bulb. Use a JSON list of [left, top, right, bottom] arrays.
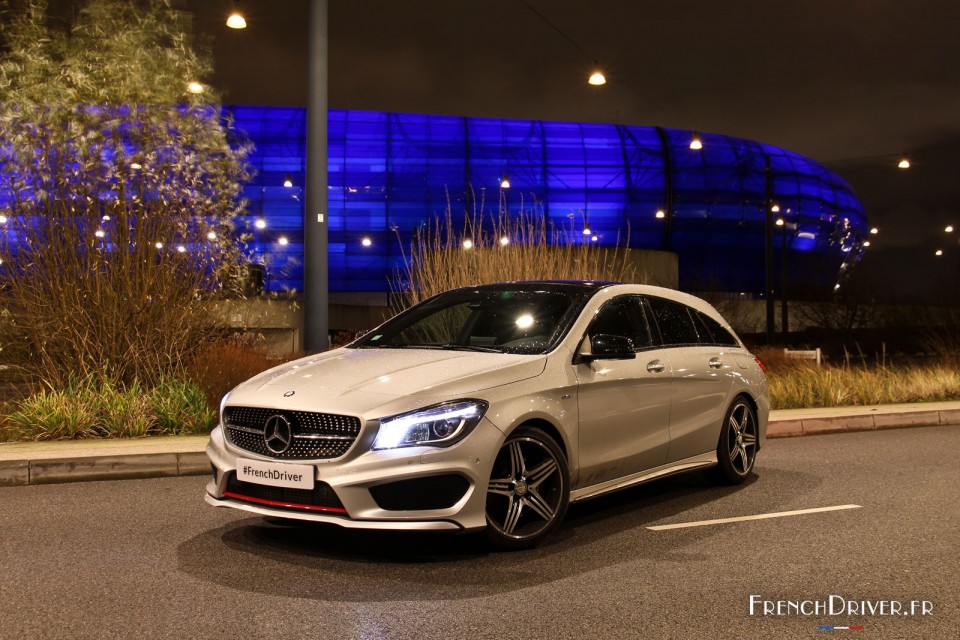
[[499, 236, 510, 246], [689, 134, 703, 150], [283, 175, 293, 188], [775, 218, 785, 227], [186, 82, 204, 94], [870, 227, 879, 235], [863, 241, 871, 247], [898, 158, 910, 169], [177, 245, 186, 253], [588, 71, 606, 86], [95, 229, 105, 238], [207, 231, 217, 240], [129, 162, 142, 170], [771, 204, 780, 213], [0, 215, 7, 224], [499, 176, 511, 189], [935, 249, 944, 256], [463, 239, 474, 249], [278, 236, 289, 246], [361, 237, 372, 247], [655, 209, 665, 219], [226, 12, 246, 29], [255, 218, 266, 229], [155, 241, 163, 249], [946, 226, 954, 233]]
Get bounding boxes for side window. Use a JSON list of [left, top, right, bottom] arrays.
[[647, 296, 700, 347], [589, 298, 634, 342], [697, 311, 740, 347], [589, 296, 656, 351], [690, 310, 716, 344]]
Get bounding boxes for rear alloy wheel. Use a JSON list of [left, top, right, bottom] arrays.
[[712, 398, 758, 484], [485, 427, 569, 550]]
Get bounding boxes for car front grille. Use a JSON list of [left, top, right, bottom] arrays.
[[223, 406, 362, 460], [223, 471, 347, 513]]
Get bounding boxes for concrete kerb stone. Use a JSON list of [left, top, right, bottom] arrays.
[[0, 459, 29, 486]]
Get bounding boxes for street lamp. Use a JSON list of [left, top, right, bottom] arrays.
[[226, 2, 246, 29]]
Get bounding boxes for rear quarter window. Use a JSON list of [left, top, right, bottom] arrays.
[[696, 311, 740, 347]]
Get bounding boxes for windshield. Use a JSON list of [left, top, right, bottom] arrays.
[[350, 288, 589, 354]]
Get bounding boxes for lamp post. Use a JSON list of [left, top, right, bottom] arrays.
[[777, 216, 789, 336], [304, 0, 329, 352], [764, 156, 775, 344]]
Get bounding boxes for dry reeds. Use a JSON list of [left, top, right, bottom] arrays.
[[393, 203, 640, 310]]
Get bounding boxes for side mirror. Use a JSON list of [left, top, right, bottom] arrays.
[[581, 333, 636, 362]]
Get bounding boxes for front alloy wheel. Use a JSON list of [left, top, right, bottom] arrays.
[[485, 427, 569, 550], [712, 397, 759, 484]]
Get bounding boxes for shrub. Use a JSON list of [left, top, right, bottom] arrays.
[[0, 0, 252, 389], [1, 375, 216, 441], [186, 339, 303, 411]]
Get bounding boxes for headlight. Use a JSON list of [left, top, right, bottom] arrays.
[[219, 390, 233, 425], [372, 400, 489, 450]]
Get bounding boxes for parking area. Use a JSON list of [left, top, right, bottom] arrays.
[[0, 425, 957, 639]]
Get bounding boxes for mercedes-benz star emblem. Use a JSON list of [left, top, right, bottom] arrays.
[[263, 414, 293, 454], [283, 390, 295, 398]]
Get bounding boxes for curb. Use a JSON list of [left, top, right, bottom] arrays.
[[1, 404, 958, 487], [767, 405, 960, 438], [0, 451, 209, 487]]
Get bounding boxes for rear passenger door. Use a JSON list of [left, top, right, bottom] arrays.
[[646, 296, 734, 463]]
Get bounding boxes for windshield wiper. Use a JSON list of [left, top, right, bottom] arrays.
[[437, 343, 502, 353], [356, 343, 501, 353]]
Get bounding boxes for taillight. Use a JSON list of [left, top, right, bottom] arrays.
[[755, 357, 766, 372]]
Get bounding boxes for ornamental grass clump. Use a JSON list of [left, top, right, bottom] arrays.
[[766, 364, 960, 410], [393, 202, 640, 311]]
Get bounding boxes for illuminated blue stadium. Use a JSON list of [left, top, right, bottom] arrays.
[[232, 106, 868, 296]]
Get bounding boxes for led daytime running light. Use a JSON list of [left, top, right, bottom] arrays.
[[373, 400, 488, 450]]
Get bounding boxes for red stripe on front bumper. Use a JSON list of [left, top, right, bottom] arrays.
[[223, 491, 348, 514]]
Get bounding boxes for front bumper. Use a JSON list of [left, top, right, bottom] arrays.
[[205, 418, 504, 532]]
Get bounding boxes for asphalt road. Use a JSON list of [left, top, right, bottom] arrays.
[[1, 426, 957, 640]]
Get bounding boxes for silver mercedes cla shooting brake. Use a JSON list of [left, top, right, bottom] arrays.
[[205, 281, 769, 549]]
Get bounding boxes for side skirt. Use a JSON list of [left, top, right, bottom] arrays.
[[570, 451, 717, 503]]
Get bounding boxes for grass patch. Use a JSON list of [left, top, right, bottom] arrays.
[[1, 375, 216, 441]]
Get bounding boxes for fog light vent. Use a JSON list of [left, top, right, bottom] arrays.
[[369, 474, 470, 511]]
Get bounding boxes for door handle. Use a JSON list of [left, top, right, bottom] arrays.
[[646, 360, 665, 373], [708, 357, 723, 369]]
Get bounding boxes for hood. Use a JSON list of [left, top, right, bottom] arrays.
[[226, 347, 546, 417]]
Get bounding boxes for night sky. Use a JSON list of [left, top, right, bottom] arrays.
[[185, 0, 960, 301]]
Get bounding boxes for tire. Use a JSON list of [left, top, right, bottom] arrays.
[[711, 397, 759, 485], [485, 426, 569, 550]]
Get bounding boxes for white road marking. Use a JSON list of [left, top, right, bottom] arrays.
[[647, 504, 862, 531]]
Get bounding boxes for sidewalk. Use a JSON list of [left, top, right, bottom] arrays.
[[2, 401, 959, 487]]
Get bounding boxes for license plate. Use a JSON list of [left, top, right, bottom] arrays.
[[236, 458, 315, 490]]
